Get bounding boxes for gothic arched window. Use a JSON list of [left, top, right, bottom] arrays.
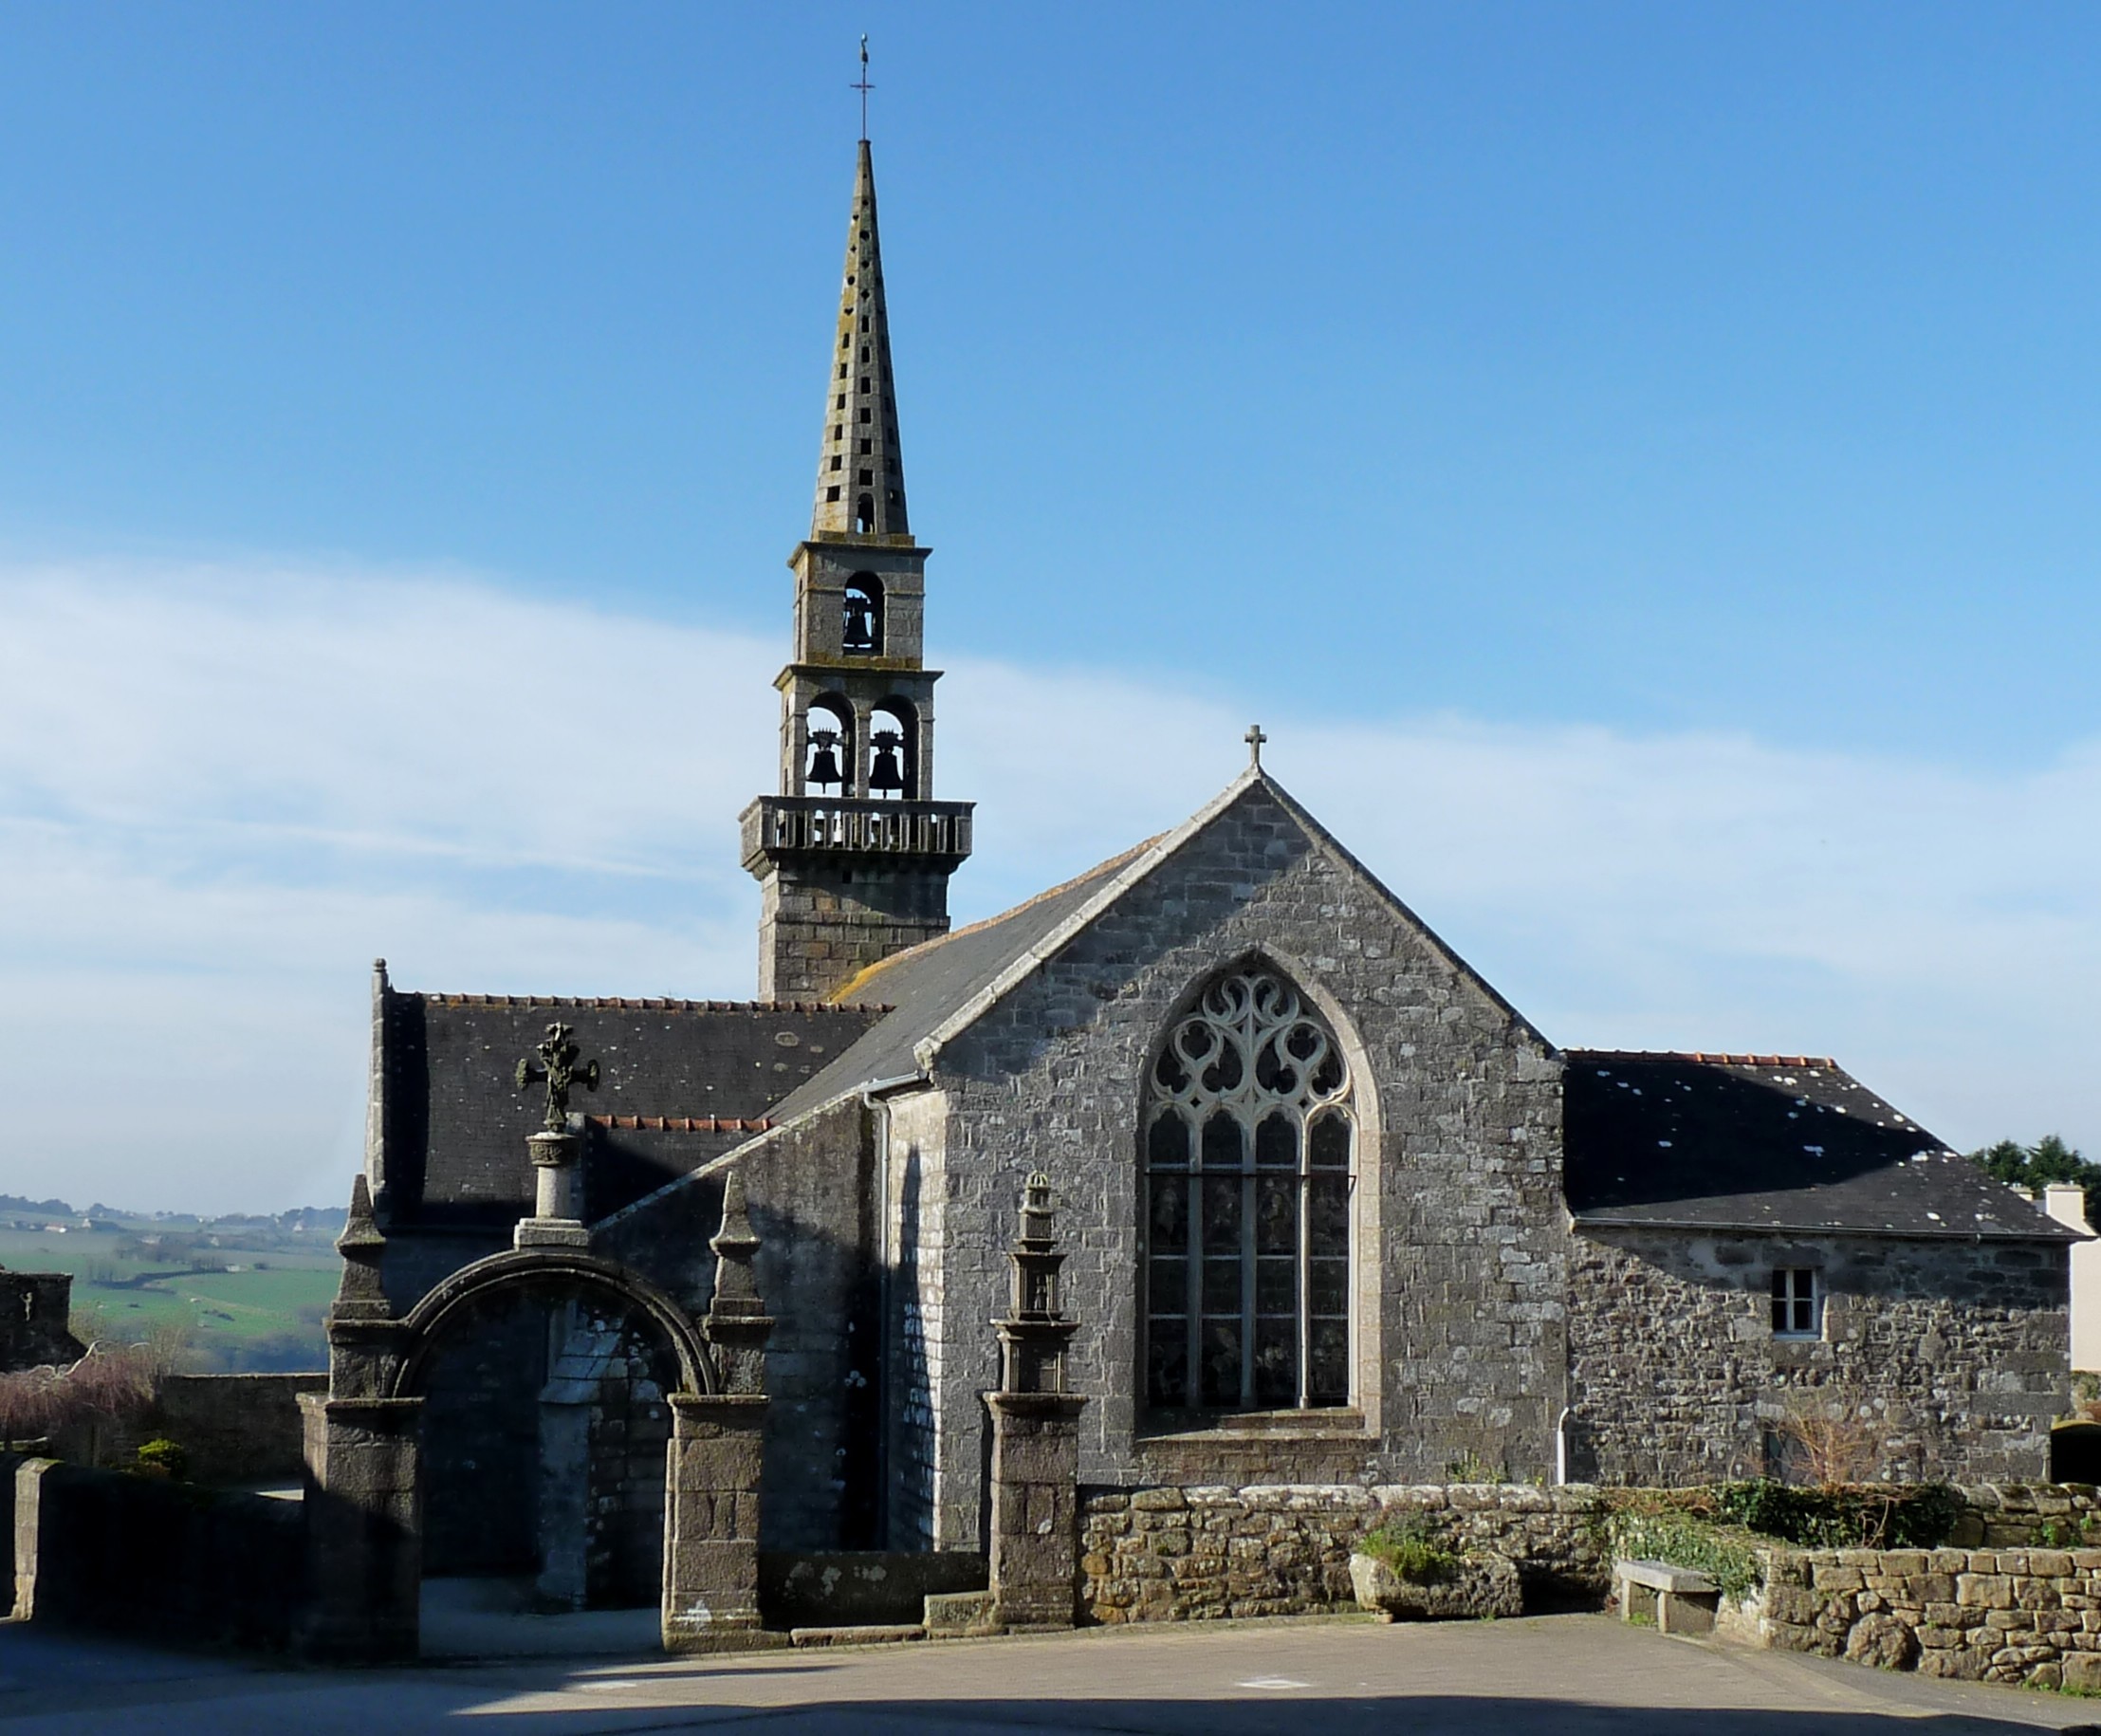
[[1143, 967, 1353, 1413]]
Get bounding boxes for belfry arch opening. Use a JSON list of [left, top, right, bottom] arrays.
[[867, 699, 916, 800], [802, 695, 854, 796], [842, 575, 882, 656]]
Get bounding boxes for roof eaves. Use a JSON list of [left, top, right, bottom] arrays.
[[1571, 1211, 2080, 1244]]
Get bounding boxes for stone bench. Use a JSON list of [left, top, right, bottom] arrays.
[[1615, 1559, 1721, 1636]]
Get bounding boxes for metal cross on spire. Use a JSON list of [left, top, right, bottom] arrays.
[[853, 35, 875, 140]]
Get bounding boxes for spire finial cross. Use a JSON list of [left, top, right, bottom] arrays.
[[853, 35, 874, 141], [1244, 723, 1267, 770]]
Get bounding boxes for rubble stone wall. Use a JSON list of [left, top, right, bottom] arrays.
[[1751, 1540, 2101, 1690], [1078, 1482, 1607, 1625], [1570, 1228, 2066, 1487]]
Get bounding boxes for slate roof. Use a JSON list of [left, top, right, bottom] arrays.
[[378, 989, 886, 1228], [766, 840, 1157, 1122], [1563, 1050, 2074, 1241]]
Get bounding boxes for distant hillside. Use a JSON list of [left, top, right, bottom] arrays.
[[0, 1196, 346, 1242], [0, 1198, 345, 1372]]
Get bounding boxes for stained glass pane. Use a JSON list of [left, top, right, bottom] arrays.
[[1252, 1319, 1297, 1407], [1255, 1112, 1296, 1169], [1200, 1040, 1244, 1095], [1203, 1257, 1242, 1314], [1308, 1256, 1348, 1317], [1202, 1111, 1244, 1171], [1254, 1037, 1297, 1095], [1149, 1110, 1189, 1168], [1200, 1320, 1242, 1408], [1309, 1320, 1349, 1405], [1148, 1255, 1188, 1320], [1147, 1329, 1188, 1408], [1201, 1174, 1242, 1248], [1256, 1254, 1296, 1315], [1255, 1172, 1296, 1255], [1148, 1173, 1188, 1245], [1308, 1173, 1349, 1253], [1308, 1112, 1351, 1170]]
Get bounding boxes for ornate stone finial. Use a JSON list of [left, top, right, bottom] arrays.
[[704, 1169, 773, 1394], [1244, 723, 1267, 770], [998, 1171, 1076, 1391], [515, 1022, 600, 1133], [330, 1173, 390, 1321]]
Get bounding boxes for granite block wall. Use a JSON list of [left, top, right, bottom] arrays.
[[1569, 1228, 2067, 1486]]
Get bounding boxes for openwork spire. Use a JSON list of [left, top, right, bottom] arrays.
[[811, 140, 910, 539]]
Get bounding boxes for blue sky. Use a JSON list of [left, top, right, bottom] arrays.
[[0, 7, 2097, 1209]]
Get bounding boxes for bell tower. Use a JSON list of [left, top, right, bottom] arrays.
[[740, 138, 973, 1002]]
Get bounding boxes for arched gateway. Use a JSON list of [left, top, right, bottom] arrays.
[[300, 1173, 771, 1662]]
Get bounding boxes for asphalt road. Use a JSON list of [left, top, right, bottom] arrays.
[[5, 1612, 2101, 1735]]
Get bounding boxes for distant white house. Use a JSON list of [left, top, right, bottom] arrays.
[[2033, 1185, 2101, 1373]]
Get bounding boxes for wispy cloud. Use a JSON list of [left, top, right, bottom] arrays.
[[2, 562, 2094, 1211]]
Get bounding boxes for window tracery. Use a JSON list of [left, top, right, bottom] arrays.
[[1142, 967, 1353, 1413]]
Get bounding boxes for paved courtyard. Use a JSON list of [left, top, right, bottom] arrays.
[[6, 1613, 2101, 1735]]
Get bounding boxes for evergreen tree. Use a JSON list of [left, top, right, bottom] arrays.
[[1970, 1134, 2101, 1228]]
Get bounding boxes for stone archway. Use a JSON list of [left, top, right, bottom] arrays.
[[391, 1250, 711, 1612], [303, 1182, 773, 1660]]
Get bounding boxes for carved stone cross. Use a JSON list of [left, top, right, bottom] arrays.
[[515, 1022, 600, 1133], [1244, 723, 1267, 770]]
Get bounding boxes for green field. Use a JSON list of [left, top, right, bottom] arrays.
[[0, 1225, 339, 1372]]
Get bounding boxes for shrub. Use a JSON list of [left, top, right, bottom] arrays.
[[1711, 1481, 1961, 1550], [136, 1436, 188, 1480], [1358, 1519, 1462, 1584]]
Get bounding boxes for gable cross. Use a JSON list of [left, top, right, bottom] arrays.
[[1244, 723, 1267, 770], [515, 1022, 600, 1134]]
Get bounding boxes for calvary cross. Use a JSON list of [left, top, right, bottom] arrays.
[[515, 1022, 600, 1134]]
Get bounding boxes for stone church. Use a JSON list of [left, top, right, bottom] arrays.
[[302, 139, 2073, 1655]]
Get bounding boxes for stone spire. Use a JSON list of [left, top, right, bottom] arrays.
[[741, 133, 972, 1003], [811, 140, 909, 539]]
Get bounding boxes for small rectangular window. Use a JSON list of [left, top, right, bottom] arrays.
[[859, 317, 869, 333], [857, 469, 873, 484], [858, 437, 872, 454], [858, 407, 872, 423], [830, 456, 842, 471], [825, 486, 841, 502], [838, 364, 847, 379], [1771, 1268, 1818, 1337]]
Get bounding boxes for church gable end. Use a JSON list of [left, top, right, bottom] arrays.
[[897, 773, 1565, 1545]]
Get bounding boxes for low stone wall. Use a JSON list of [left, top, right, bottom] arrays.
[[1949, 1483, 2101, 1549], [9, 1453, 303, 1651], [152, 1373, 327, 1487], [1079, 1484, 1608, 1625], [1751, 1542, 2101, 1689]]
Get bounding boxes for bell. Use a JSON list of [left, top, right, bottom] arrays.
[[869, 731, 905, 794], [806, 729, 844, 791], [842, 597, 875, 653]]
